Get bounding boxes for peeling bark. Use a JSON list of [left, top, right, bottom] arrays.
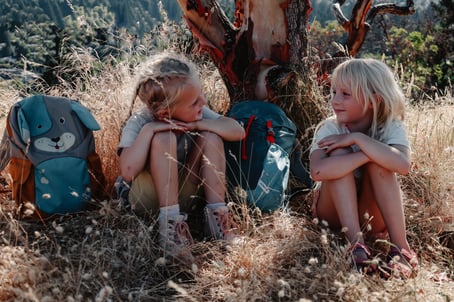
[[177, 0, 416, 100], [176, 0, 310, 102]]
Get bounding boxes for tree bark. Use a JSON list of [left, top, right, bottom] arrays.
[[176, 0, 311, 99], [176, 0, 322, 134], [175, 0, 416, 183]]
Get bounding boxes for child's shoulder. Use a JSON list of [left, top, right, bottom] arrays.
[[202, 106, 221, 119], [316, 116, 341, 132], [122, 107, 154, 131], [130, 107, 153, 122]]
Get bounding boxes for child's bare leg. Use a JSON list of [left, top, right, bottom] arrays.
[[150, 131, 193, 261], [365, 162, 411, 251], [316, 148, 363, 243], [149, 131, 179, 208], [357, 171, 387, 236], [186, 131, 237, 241], [186, 131, 226, 203], [318, 175, 363, 243]]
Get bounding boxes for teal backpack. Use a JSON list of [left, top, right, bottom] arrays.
[[1, 95, 105, 218], [224, 101, 297, 212]]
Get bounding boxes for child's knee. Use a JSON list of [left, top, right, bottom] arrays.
[[202, 131, 222, 142], [153, 130, 177, 146]]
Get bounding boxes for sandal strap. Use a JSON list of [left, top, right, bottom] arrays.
[[350, 242, 371, 256], [349, 242, 377, 273], [388, 247, 418, 269]]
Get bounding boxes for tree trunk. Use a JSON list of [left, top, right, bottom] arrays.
[[176, 0, 415, 100], [176, 0, 323, 139], [175, 0, 416, 182]]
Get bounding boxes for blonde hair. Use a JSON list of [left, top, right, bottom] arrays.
[[133, 52, 200, 116], [331, 58, 406, 140]]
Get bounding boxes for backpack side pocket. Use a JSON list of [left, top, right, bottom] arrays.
[[247, 143, 290, 212], [9, 157, 35, 209]]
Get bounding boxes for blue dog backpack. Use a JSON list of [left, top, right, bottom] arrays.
[[225, 100, 297, 212], [1, 95, 105, 217]]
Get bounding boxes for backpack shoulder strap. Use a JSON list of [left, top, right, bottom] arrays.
[[265, 120, 275, 143]]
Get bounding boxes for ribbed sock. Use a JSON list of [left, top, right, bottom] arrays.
[[205, 202, 226, 210], [159, 204, 180, 218]]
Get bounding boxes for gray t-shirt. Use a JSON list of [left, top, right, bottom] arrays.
[[118, 106, 221, 164]]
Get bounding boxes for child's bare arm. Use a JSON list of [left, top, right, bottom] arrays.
[[352, 133, 410, 174], [119, 122, 183, 181], [119, 123, 155, 181], [310, 147, 369, 181], [179, 117, 245, 142], [314, 132, 411, 178]]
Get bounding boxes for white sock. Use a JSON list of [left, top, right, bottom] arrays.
[[159, 204, 180, 219], [206, 202, 226, 210]]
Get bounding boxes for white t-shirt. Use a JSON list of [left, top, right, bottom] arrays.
[[118, 106, 221, 164], [310, 117, 410, 155]]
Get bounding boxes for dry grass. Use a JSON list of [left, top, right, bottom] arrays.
[[0, 45, 453, 301]]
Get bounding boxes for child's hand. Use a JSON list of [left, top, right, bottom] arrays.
[[147, 120, 188, 133], [168, 119, 201, 132], [318, 133, 356, 153]]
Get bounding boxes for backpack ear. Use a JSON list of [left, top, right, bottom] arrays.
[[71, 102, 101, 131]]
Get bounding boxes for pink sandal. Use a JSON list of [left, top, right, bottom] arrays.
[[349, 242, 377, 274], [383, 247, 418, 279]]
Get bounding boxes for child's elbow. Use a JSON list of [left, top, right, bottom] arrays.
[[120, 165, 136, 182], [239, 128, 246, 140], [398, 161, 411, 175], [121, 173, 134, 183], [310, 169, 323, 182], [227, 127, 245, 141]]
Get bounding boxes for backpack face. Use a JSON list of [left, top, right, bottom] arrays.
[[31, 102, 81, 153], [4, 95, 103, 216], [225, 101, 296, 212]]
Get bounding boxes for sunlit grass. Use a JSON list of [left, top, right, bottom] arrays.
[[0, 32, 453, 301]]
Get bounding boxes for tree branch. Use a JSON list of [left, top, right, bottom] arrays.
[[367, 0, 416, 23], [333, 0, 416, 57]]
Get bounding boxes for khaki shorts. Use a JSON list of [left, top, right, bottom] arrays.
[[128, 170, 201, 216]]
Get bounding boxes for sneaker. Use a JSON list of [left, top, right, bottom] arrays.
[[159, 213, 194, 263], [349, 242, 377, 274], [204, 205, 237, 242], [383, 247, 418, 279]]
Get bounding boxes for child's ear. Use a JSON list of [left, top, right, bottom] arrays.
[[371, 94, 382, 108], [156, 108, 169, 120]]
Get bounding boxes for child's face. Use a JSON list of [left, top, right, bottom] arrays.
[[170, 81, 207, 122], [330, 82, 371, 126]]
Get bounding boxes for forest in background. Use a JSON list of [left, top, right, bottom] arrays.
[[0, 0, 452, 97]]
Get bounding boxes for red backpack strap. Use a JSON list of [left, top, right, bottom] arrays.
[[242, 115, 256, 160], [266, 120, 275, 143]]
